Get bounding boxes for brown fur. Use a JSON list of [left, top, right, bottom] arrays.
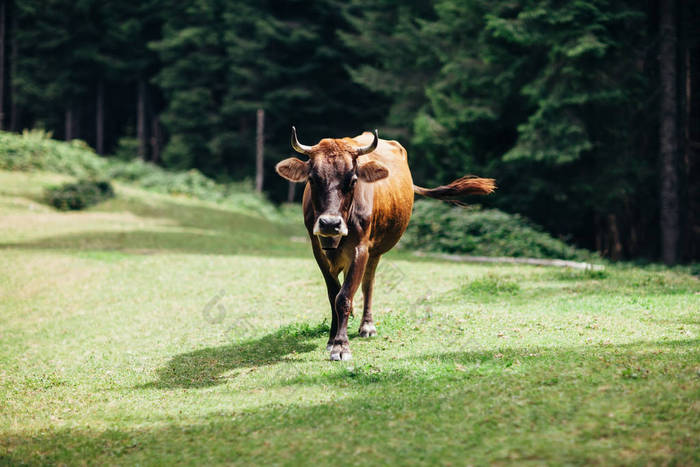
[[276, 131, 495, 360]]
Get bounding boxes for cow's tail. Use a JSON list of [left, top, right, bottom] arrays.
[[413, 175, 496, 204]]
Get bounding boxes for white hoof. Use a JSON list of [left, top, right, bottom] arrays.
[[358, 323, 377, 338], [330, 346, 352, 361]]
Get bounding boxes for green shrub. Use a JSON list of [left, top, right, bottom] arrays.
[[0, 130, 291, 221], [0, 129, 107, 177], [134, 167, 221, 199], [402, 199, 595, 260], [105, 158, 233, 202], [463, 274, 521, 296], [104, 159, 160, 182], [112, 137, 141, 161], [46, 179, 115, 211]]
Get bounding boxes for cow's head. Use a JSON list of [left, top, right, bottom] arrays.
[[276, 127, 389, 244]]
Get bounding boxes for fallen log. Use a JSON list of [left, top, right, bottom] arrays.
[[412, 251, 604, 271]]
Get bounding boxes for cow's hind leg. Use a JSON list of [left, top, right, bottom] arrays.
[[358, 255, 380, 337]]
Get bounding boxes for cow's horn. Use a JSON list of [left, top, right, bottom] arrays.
[[291, 126, 313, 155], [355, 129, 378, 157]]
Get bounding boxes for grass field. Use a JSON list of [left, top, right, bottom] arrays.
[[1, 170, 698, 465]]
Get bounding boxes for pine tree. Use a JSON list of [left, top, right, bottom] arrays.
[[150, 0, 230, 173], [154, 0, 385, 192], [346, 0, 655, 258], [13, 0, 96, 138]]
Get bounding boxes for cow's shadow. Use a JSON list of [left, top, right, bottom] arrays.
[[142, 322, 329, 389]]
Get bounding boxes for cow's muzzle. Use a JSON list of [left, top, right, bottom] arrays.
[[313, 215, 348, 247]]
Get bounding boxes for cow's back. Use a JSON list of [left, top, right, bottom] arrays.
[[349, 132, 414, 255]]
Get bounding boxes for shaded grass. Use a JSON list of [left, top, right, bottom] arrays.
[[2, 339, 697, 465], [143, 322, 329, 389], [0, 170, 698, 465]]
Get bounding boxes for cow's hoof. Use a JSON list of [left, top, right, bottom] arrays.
[[326, 343, 333, 352], [358, 322, 377, 337], [330, 345, 352, 361], [330, 351, 351, 361]]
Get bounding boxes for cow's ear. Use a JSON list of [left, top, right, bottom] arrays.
[[276, 157, 310, 182], [357, 160, 389, 182]]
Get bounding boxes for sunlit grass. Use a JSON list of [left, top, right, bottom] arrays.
[[0, 170, 698, 465]]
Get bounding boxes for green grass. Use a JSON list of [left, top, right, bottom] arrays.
[[0, 170, 698, 465]]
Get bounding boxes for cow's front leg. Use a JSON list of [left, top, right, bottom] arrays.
[[311, 241, 341, 351], [330, 245, 368, 361], [323, 273, 341, 351]]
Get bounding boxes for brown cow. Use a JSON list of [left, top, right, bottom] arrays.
[[276, 128, 495, 360]]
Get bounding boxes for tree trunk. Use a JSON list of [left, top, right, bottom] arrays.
[[65, 106, 73, 141], [680, 0, 698, 262], [255, 108, 264, 193], [74, 104, 81, 140], [607, 214, 623, 261], [659, 0, 680, 265], [8, 2, 16, 131], [96, 80, 104, 154], [150, 114, 161, 163], [137, 79, 147, 159], [0, 0, 6, 130]]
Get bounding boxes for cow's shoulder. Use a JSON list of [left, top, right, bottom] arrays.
[[348, 133, 407, 163]]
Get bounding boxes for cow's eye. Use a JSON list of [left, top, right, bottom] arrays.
[[345, 174, 358, 191]]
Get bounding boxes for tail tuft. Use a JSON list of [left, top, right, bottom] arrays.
[[413, 175, 496, 203]]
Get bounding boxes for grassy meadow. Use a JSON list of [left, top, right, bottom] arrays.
[[0, 170, 698, 465]]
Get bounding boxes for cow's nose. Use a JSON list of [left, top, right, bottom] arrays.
[[319, 216, 342, 231], [314, 215, 348, 237]]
